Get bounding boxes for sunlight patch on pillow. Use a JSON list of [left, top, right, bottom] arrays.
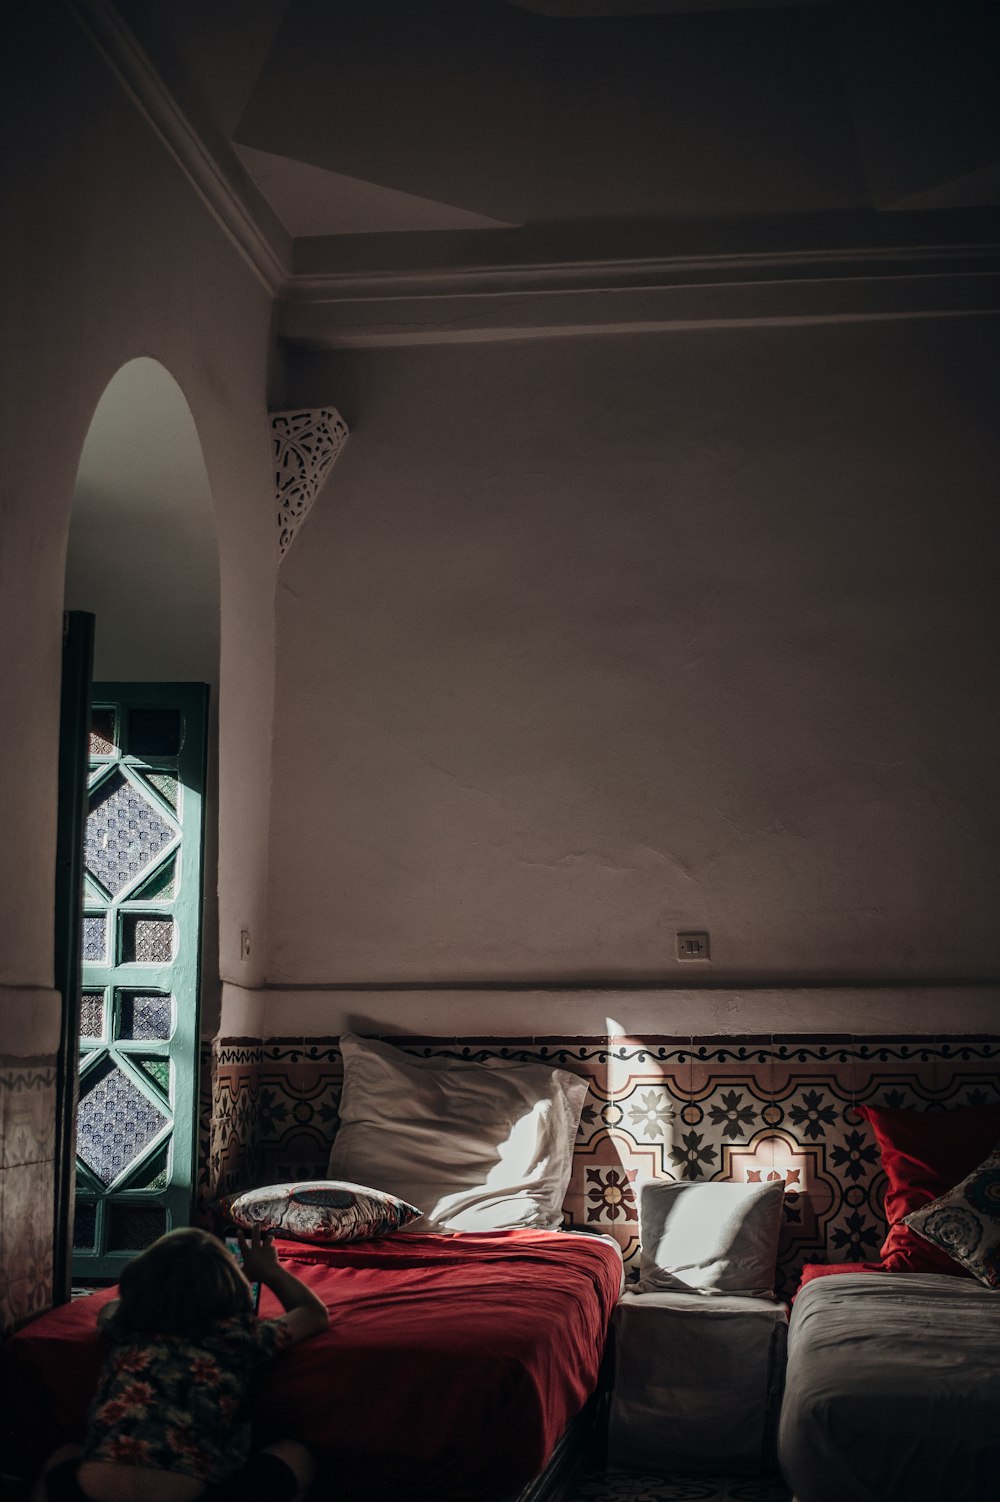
[[327, 1034, 589, 1232]]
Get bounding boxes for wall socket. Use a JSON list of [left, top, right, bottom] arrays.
[[676, 931, 710, 961], [240, 929, 251, 960]]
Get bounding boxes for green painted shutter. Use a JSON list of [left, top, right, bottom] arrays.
[[73, 684, 208, 1281]]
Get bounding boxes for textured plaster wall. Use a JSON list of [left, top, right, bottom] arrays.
[[270, 318, 1000, 1006], [0, 4, 276, 1325]]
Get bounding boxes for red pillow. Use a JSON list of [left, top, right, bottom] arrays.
[[860, 1102, 1000, 1276]]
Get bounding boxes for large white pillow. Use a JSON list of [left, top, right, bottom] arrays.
[[635, 1178, 785, 1297], [327, 1034, 589, 1233]]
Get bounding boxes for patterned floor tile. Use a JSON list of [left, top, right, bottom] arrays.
[[565, 1470, 790, 1502]]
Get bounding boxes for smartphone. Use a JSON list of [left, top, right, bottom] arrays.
[[224, 1233, 262, 1312]]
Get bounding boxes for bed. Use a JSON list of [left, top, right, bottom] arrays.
[[4, 1030, 624, 1500], [2, 1227, 622, 1500], [778, 1270, 1000, 1502], [779, 1100, 1000, 1502]]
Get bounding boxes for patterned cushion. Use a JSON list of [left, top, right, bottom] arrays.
[[903, 1143, 1000, 1288], [221, 1180, 421, 1243]]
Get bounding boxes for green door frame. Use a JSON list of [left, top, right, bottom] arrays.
[[53, 611, 96, 1304]]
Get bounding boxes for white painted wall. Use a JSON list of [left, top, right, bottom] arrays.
[[0, 8, 276, 1048], [267, 318, 1000, 1023]]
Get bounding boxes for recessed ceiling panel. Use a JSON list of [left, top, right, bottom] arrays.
[[235, 144, 516, 236]]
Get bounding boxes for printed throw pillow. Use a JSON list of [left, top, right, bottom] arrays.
[[859, 1102, 1000, 1277], [328, 1033, 589, 1233], [220, 1180, 421, 1244], [635, 1178, 785, 1297], [902, 1142, 1000, 1289]]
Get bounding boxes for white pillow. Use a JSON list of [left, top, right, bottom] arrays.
[[327, 1034, 588, 1233], [635, 1178, 785, 1297]]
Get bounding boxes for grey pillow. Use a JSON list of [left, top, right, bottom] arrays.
[[635, 1178, 785, 1297]]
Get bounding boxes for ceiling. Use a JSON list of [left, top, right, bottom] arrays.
[[107, 0, 999, 254]]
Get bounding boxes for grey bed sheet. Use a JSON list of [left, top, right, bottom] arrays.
[[779, 1272, 1000, 1502]]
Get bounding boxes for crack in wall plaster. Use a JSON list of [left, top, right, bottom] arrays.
[[515, 845, 706, 888], [336, 704, 507, 810]]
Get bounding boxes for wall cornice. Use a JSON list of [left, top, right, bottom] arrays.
[[66, 0, 290, 296], [66, 2, 1000, 347], [280, 242, 1000, 348]]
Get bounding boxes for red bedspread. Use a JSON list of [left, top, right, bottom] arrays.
[[1, 1229, 622, 1500]]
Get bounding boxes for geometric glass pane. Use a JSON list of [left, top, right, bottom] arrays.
[[107, 1203, 167, 1251], [77, 1059, 167, 1186], [131, 854, 177, 901], [145, 772, 178, 810], [137, 1058, 170, 1097], [72, 1199, 98, 1250], [89, 707, 117, 757], [117, 991, 172, 1041], [126, 1145, 170, 1191], [85, 770, 175, 896], [128, 708, 181, 758], [121, 915, 174, 964], [82, 914, 107, 963], [79, 990, 104, 1039]]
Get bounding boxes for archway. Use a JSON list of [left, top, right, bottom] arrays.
[[60, 358, 220, 1287]]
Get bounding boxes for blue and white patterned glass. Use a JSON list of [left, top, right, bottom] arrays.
[[80, 991, 104, 1040], [85, 770, 175, 896], [82, 915, 106, 963], [121, 916, 174, 964], [118, 991, 172, 1041], [77, 1061, 167, 1186]]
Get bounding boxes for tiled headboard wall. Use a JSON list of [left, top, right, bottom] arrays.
[[204, 1034, 1000, 1300]]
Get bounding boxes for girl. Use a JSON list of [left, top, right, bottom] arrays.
[[34, 1226, 329, 1502]]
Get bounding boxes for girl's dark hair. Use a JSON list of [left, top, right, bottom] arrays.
[[117, 1227, 252, 1337]]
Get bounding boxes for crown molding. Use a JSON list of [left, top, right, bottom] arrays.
[[279, 241, 1000, 348], [61, 1, 1000, 345], [65, 0, 290, 296]]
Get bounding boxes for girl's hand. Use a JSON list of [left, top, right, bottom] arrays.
[[237, 1225, 281, 1282]]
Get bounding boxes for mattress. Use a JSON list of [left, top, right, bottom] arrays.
[[778, 1271, 1000, 1502], [1, 1228, 622, 1501]]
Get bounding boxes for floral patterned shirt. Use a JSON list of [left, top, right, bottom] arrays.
[[83, 1313, 293, 1482]]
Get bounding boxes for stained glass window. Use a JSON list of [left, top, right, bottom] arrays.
[[138, 1059, 170, 1096], [85, 771, 175, 897], [145, 772, 179, 811], [82, 915, 107, 963], [128, 708, 181, 757], [77, 1060, 167, 1186], [132, 855, 177, 901], [90, 708, 117, 757], [127, 1146, 170, 1192], [107, 1204, 167, 1251], [121, 915, 174, 964], [84, 769, 174, 895], [80, 990, 104, 1040], [117, 991, 172, 1041]]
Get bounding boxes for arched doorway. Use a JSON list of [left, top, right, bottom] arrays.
[[60, 358, 220, 1286]]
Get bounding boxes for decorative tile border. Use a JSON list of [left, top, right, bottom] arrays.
[[207, 1035, 1000, 1298], [0, 1055, 57, 1336]]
